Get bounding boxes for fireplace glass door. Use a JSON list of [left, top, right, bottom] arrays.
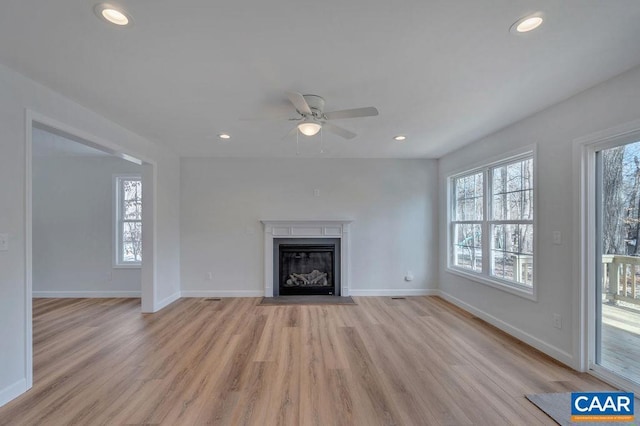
[[279, 244, 335, 295]]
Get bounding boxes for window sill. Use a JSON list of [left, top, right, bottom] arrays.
[[446, 266, 537, 301], [113, 263, 142, 269]]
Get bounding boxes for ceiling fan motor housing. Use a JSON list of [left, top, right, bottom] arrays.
[[302, 94, 325, 118]]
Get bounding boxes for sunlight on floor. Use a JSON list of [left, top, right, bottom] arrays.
[[601, 303, 640, 385]]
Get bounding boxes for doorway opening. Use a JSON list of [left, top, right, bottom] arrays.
[[595, 140, 640, 387], [24, 111, 157, 389], [32, 126, 143, 298], [577, 120, 640, 394]]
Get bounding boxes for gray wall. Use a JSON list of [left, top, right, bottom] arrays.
[[180, 158, 438, 296], [33, 156, 142, 296], [438, 64, 640, 368]]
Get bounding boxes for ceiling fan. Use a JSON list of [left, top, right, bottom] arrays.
[[283, 92, 379, 140]]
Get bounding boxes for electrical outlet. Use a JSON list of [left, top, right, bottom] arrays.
[[552, 231, 562, 245], [313, 189, 320, 197], [553, 313, 562, 329], [0, 233, 7, 251], [206, 272, 213, 281]]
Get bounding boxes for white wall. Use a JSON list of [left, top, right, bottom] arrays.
[[32, 156, 141, 296], [180, 158, 438, 296], [0, 62, 180, 406], [438, 64, 640, 368]]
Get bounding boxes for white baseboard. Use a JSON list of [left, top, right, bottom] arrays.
[[437, 290, 575, 367], [155, 291, 181, 311], [181, 290, 263, 298], [349, 288, 439, 297], [0, 378, 27, 408], [32, 291, 141, 298]]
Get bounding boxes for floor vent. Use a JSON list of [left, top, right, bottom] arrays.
[[204, 298, 222, 301], [391, 297, 406, 300]]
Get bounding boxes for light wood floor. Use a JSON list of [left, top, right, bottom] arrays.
[[0, 296, 613, 425]]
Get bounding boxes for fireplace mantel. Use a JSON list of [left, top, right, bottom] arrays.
[[261, 220, 352, 297]]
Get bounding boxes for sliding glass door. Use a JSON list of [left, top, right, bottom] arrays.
[[595, 140, 640, 387]]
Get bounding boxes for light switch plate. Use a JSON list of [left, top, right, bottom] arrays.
[[0, 233, 8, 251]]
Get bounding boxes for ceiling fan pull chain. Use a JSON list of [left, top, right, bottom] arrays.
[[296, 129, 300, 156], [320, 128, 325, 154]]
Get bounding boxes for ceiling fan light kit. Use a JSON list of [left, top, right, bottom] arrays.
[[297, 121, 322, 136]]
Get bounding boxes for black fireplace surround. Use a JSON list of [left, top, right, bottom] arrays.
[[274, 238, 341, 296]]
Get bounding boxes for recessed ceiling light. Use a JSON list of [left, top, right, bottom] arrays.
[[218, 133, 231, 139], [510, 13, 544, 34], [94, 3, 132, 27], [393, 135, 407, 141]]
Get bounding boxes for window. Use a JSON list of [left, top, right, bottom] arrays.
[[452, 172, 484, 272], [449, 153, 535, 295], [114, 175, 142, 266]]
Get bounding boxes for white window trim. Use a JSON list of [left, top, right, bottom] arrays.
[[113, 174, 142, 268], [447, 146, 538, 301]]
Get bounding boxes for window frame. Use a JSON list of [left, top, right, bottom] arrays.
[[450, 171, 485, 273], [113, 174, 142, 268], [447, 148, 537, 300]]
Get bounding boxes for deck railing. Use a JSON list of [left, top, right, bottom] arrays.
[[602, 254, 640, 306]]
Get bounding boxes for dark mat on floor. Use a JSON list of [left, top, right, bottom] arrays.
[[258, 296, 356, 305], [526, 392, 640, 426]]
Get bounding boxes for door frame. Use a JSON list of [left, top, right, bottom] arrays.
[[24, 109, 158, 389], [574, 117, 640, 393]]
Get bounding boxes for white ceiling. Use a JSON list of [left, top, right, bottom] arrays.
[[2, 1, 640, 158]]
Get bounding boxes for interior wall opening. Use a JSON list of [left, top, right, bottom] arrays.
[[32, 126, 143, 298], [24, 113, 157, 390]]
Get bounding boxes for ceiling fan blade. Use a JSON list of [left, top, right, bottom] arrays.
[[323, 122, 357, 139], [324, 106, 379, 120], [239, 113, 296, 121], [286, 91, 312, 115]]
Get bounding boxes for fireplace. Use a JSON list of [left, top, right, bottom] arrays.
[[276, 239, 340, 296], [261, 220, 351, 297]]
